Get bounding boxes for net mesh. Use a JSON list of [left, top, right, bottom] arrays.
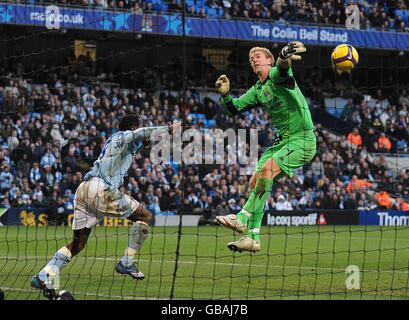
[[1, 0, 409, 300]]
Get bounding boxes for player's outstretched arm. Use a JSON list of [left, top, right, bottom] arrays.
[[215, 74, 258, 116], [277, 41, 306, 69], [127, 122, 182, 143], [124, 126, 169, 144], [215, 74, 230, 97]]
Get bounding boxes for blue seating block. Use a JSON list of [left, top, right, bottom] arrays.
[[395, 9, 409, 22], [205, 119, 216, 128], [206, 7, 220, 17]]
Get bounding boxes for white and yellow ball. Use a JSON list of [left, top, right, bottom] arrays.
[[331, 44, 359, 73]]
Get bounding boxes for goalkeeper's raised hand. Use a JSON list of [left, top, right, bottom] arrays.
[[279, 41, 307, 61], [215, 74, 230, 96]]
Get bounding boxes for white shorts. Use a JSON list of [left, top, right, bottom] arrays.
[[72, 177, 140, 230]]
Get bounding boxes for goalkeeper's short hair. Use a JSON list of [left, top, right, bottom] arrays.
[[119, 113, 140, 131], [249, 47, 274, 64]]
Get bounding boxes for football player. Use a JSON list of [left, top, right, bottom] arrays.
[[32, 113, 179, 290]]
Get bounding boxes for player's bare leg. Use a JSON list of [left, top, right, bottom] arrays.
[[227, 159, 281, 253], [66, 228, 93, 256], [31, 228, 92, 291], [115, 205, 152, 280]]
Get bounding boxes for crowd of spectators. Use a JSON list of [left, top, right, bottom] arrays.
[[1, 45, 409, 227], [302, 60, 409, 154], [5, 0, 409, 32], [341, 88, 409, 153]]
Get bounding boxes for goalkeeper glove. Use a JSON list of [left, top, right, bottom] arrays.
[[279, 41, 307, 61], [215, 74, 230, 96]]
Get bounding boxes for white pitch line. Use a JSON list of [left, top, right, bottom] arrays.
[[1, 255, 408, 274], [2, 286, 408, 301], [0, 286, 164, 300], [4, 233, 409, 244]]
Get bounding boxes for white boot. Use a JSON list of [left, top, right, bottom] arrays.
[[227, 237, 260, 253], [215, 214, 247, 233]]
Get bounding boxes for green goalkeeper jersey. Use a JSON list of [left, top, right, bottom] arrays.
[[220, 65, 314, 137]]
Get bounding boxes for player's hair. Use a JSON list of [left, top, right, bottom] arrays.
[[249, 47, 274, 65], [119, 113, 140, 131]]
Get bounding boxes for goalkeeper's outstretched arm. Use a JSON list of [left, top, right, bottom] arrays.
[[215, 75, 258, 116], [270, 41, 307, 88], [277, 41, 306, 70]]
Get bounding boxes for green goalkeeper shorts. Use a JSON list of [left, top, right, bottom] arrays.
[[255, 130, 316, 178]]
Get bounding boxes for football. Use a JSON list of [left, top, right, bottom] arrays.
[[331, 44, 359, 73], [55, 290, 75, 300]]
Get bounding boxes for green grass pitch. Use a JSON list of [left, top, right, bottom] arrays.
[[1, 225, 409, 300]]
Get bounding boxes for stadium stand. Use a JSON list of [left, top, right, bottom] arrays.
[[1, 48, 409, 225], [5, 0, 409, 32]]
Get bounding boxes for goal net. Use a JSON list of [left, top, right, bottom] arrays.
[[1, 0, 409, 300]]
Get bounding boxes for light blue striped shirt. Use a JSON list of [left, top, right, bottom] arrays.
[[84, 126, 168, 189]]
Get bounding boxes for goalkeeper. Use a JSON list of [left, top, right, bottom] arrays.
[[31, 114, 180, 291], [215, 41, 316, 253]]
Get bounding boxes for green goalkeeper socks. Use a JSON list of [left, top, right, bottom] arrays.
[[247, 211, 264, 241], [236, 210, 252, 225], [242, 177, 273, 214], [242, 177, 273, 241]]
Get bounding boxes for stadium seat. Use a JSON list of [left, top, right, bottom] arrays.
[[205, 119, 216, 128], [395, 9, 409, 22], [324, 97, 348, 118], [171, 163, 179, 174], [195, 5, 204, 15], [189, 113, 198, 124], [160, 3, 169, 12], [206, 8, 220, 18], [218, 8, 225, 17], [397, 140, 408, 150], [196, 113, 206, 121], [156, 211, 176, 216], [185, 0, 196, 7], [156, 1, 168, 11]]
